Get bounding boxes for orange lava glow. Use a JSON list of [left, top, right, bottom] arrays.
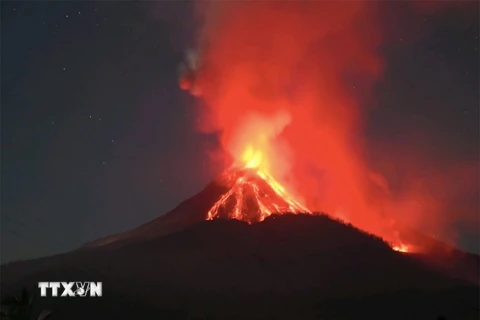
[[207, 147, 310, 223], [392, 244, 410, 253], [180, 1, 478, 255], [207, 146, 409, 252]]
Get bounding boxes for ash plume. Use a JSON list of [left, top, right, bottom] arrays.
[[179, 1, 479, 249]]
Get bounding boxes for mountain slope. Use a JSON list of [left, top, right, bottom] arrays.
[[1, 215, 478, 319], [1, 167, 478, 319], [75, 167, 478, 287], [83, 168, 309, 249], [81, 170, 231, 248]]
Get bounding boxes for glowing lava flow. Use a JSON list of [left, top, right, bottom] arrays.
[[206, 167, 310, 223], [207, 146, 310, 223], [392, 244, 409, 253]]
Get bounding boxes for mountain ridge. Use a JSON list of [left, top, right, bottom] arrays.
[[1, 167, 478, 319], [1, 214, 478, 319]]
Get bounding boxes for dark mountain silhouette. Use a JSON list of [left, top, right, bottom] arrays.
[[1, 169, 479, 319], [81, 168, 308, 249]]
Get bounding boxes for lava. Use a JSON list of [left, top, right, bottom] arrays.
[[207, 147, 310, 223], [392, 244, 410, 253]]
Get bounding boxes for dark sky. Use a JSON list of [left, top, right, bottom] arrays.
[[1, 1, 478, 263]]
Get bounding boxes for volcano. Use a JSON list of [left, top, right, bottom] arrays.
[[82, 167, 311, 249], [1, 169, 479, 320]]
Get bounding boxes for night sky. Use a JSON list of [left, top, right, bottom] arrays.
[[1, 1, 478, 263]]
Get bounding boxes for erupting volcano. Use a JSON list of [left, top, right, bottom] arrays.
[[205, 160, 412, 253], [20, 0, 476, 307], [190, 140, 411, 253], [1, 1, 478, 319], [177, 1, 439, 256]]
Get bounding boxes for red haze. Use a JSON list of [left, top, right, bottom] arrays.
[[180, 1, 478, 249]]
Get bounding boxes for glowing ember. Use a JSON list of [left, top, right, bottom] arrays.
[[392, 244, 410, 253]]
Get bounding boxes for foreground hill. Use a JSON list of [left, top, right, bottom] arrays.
[[1, 214, 478, 319]]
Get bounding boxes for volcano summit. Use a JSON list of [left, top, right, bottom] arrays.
[[206, 167, 310, 223], [80, 166, 311, 249]]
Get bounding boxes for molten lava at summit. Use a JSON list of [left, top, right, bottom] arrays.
[[207, 167, 310, 224], [207, 144, 310, 223]]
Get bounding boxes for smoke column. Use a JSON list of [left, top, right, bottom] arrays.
[[179, 1, 478, 249]]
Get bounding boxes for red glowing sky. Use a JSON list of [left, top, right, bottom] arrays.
[[180, 1, 479, 249]]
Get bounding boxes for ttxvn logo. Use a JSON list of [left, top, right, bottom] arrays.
[[38, 282, 102, 297]]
